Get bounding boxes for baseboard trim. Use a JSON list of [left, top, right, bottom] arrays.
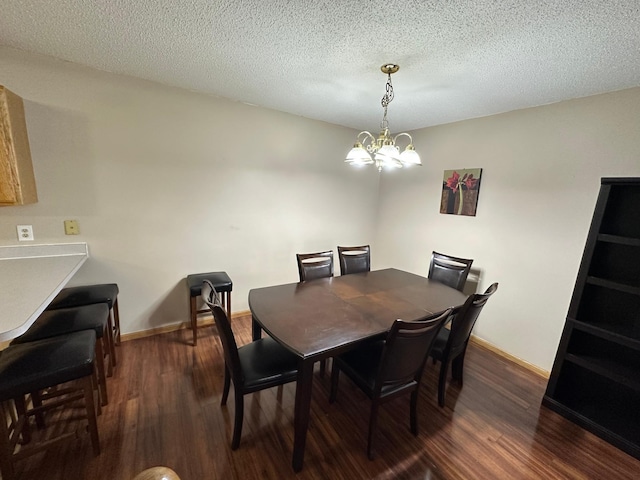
[[470, 335, 549, 379], [120, 310, 252, 342], [118, 312, 550, 379]]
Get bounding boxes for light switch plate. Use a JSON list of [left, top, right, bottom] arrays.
[[64, 220, 80, 235], [17, 225, 34, 241]]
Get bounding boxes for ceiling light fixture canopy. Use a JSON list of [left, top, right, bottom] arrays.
[[345, 64, 421, 172]]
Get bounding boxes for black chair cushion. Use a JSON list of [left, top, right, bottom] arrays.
[[11, 304, 109, 345], [238, 337, 298, 391], [187, 272, 232, 297], [47, 283, 119, 310], [0, 330, 96, 402]]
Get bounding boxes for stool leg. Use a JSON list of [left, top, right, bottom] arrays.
[[225, 292, 232, 322], [105, 310, 116, 377], [95, 336, 108, 406], [0, 402, 16, 480], [81, 374, 100, 456], [190, 295, 198, 346], [113, 297, 121, 345], [13, 396, 30, 445], [31, 391, 45, 429]]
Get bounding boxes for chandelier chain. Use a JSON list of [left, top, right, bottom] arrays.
[[380, 72, 394, 130]]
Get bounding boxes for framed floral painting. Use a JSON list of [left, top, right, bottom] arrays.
[[440, 168, 482, 216]]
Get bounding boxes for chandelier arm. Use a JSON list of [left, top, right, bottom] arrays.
[[356, 131, 377, 152], [392, 132, 414, 146]]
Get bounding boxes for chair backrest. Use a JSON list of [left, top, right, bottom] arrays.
[[296, 250, 334, 282], [428, 251, 474, 291], [447, 282, 498, 358], [202, 280, 244, 385], [375, 308, 452, 394], [337, 245, 371, 276]]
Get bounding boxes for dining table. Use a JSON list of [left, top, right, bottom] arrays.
[[248, 267, 468, 471]]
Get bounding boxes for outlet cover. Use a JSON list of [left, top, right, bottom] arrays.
[[64, 220, 80, 235], [17, 225, 34, 241]]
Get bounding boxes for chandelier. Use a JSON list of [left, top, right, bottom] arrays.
[[345, 64, 421, 172]]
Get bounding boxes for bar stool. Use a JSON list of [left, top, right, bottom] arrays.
[[46, 283, 120, 375], [10, 304, 111, 406], [186, 272, 232, 346], [0, 330, 100, 480]]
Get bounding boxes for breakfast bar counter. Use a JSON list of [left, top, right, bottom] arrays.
[[0, 243, 88, 341]]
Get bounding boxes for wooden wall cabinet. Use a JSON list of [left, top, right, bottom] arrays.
[[0, 85, 37, 205], [543, 177, 640, 460]]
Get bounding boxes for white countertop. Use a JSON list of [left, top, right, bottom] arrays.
[[0, 243, 88, 341]]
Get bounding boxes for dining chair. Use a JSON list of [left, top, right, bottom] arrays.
[[337, 245, 371, 276], [428, 251, 474, 292], [295, 250, 333, 375], [201, 280, 299, 450], [329, 308, 452, 459], [296, 250, 334, 282], [430, 282, 498, 407]]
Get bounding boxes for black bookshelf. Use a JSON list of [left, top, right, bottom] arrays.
[[543, 177, 640, 461]]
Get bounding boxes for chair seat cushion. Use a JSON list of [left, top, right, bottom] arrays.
[[11, 304, 109, 345], [0, 330, 96, 402], [187, 272, 232, 296], [238, 337, 298, 391], [47, 283, 119, 310]]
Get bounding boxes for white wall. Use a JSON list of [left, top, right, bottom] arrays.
[[3, 46, 640, 371], [375, 88, 640, 371], [0, 47, 380, 335]]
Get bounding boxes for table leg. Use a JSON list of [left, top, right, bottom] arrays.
[[292, 358, 314, 472], [251, 315, 262, 340]]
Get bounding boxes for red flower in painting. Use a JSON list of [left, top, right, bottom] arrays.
[[463, 173, 477, 190], [446, 171, 477, 193], [445, 171, 461, 193]]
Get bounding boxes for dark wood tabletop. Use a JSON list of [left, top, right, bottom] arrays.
[[249, 268, 467, 358], [248, 268, 468, 471]]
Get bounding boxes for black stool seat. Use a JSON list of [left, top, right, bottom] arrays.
[[11, 304, 109, 344], [186, 272, 232, 296], [0, 330, 96, 402], [186, 272, 232, 346], [45, 283, 120, 372], [47, 284, 119, 310], [10, 304, 111, 406]]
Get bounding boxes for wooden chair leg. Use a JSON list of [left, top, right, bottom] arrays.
[[367, 401, 380, 460], [190, 296, 198, 346], [230, 388, 243, 450], [438, 359, 449, 407], [329, 363, 340, 403], [452, 349, 467, 384], [221, 365, 231, 406], [410, 390, 419, 435]]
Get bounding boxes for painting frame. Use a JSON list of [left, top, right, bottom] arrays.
[[440, 168, 483, 216]]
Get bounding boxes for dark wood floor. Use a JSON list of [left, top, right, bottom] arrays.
[[16, 314, 640, 479]]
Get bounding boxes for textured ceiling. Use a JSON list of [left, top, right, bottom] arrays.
[[1, 1, 639, 132]]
